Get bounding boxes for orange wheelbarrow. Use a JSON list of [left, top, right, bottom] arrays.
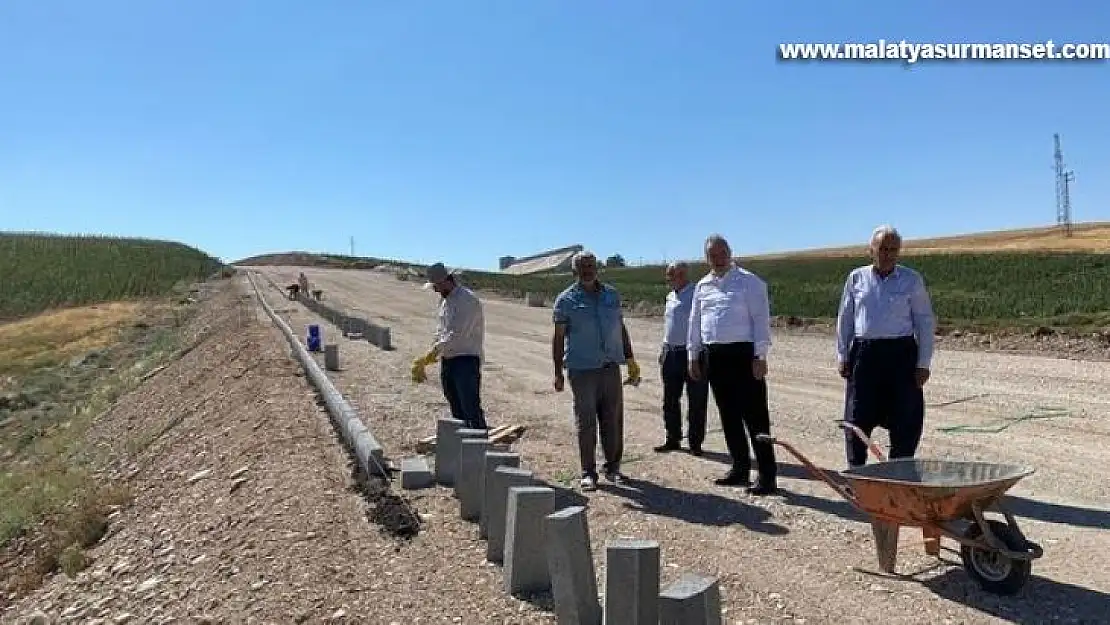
[[756, 423, 1044, 596]]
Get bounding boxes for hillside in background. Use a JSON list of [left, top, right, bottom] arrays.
[[748, 222, 1110, 259], [235, 223, 1110, 330], [0, 232, 226, 321]]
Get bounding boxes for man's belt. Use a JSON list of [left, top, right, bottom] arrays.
[[854, 335, 915, 345]]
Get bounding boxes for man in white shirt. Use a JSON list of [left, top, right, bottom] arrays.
[[836, 225, 935, 467], [412, 262, 489, 430], [654, 261, 709, 455], [687, 234, 778, 495]]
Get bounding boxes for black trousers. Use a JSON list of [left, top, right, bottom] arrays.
[[660, 346, 709, 448], [705, 342, 777, 481], [843, 336, 924, 467], [440, 355, 488, 430]]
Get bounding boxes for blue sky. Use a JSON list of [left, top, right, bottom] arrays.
[[2, 1, 1108, 270]]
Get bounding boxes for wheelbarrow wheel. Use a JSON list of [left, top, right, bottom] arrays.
[[959, 519, 1031, 596]]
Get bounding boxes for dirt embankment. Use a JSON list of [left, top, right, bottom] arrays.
[[3, 276, 461, 623]]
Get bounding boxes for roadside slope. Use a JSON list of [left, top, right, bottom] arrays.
[[3, 274, 516, 623]]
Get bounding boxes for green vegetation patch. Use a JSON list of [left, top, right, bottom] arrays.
[[1, 232, 225, 321], [236, 249, 1110, 329], [458, 253, 1110, 328]]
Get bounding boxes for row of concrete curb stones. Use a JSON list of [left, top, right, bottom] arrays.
[[295, 290, 393, 351], [420, 417, 725, 624], [245, 271, 387, 479], [245, 270, 722, 623], [253, 270, 393, 351]]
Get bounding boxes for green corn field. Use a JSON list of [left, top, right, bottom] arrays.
[[245, 249, 1110, 329], [1, 232, 225, 321], [450, 253, 1110, 328]]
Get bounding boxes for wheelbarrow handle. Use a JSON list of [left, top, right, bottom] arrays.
[[835, 420, 887, 462], [755, 434, 857, 504]]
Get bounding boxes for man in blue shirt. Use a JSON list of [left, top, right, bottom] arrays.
[[654, 261, 709, 455], [836, 225, 936, 468], [552, 251, 642, 491]]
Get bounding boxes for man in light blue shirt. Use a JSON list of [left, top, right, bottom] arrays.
[[836, 225, 936, 468], [552, 251, 642, 491], [654, 261, 709, 455]]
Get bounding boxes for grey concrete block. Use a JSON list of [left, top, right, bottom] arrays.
[[453, 428, 489, 498], [400, 456, 434, 490], [659, 572, 722, 625], [353, 431, 386, 477], [546, 506, 601, 625], [486, 467, 534, 563], [435, 417, 466, 486], [504, 486, 556, 596], [603, 538, 660, 625], [457, 438, 491, 521], [324, 343, 339, 371], [479, 452, 521, 538]]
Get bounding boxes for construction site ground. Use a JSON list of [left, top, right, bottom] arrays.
[[4, 267, 1108, 624], [255, 266, 1109, 624]]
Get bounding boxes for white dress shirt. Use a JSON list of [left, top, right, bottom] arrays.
[[836, 264, 935, 368], [687, 265, 772, 361], [434, 285, 484, 360], [662, 282, 695, 347]]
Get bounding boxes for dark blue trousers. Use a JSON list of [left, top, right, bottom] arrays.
[[441, 355, 488, 430], [660, 346, 709, 448], [843, 336, 925, 467]]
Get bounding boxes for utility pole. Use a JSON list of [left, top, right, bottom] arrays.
[[350, 236, 355, 256], [1054, 133, 1075, 237]]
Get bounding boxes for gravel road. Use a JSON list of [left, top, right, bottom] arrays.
[[256, 265, 1110, 625]]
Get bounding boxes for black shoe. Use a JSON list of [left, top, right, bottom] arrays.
[[746, 479, 778, 496], [714, 470, 750, 487], [688, 446, 703, 457], [653, 440, 681, 453]]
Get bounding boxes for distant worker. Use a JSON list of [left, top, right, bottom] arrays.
[[552, 251, 641, 491], [688, 234, 778, 495], [412, 262, 489, 431], [654, 261, 709, 455], [298, 272, 309, 295], [836, 225, 936, 468]]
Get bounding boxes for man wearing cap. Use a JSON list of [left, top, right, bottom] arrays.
[[412, 262, 489, 430], [836, 225, 936, 468], [552, 250, 641, 491]]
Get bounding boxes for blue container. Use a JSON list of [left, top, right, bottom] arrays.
[[307, 324, 322, 352]]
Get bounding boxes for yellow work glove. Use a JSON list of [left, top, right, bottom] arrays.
[[623, 358, 641, 386], [410, 350, 437, 383], [410, 360, 427, 383]]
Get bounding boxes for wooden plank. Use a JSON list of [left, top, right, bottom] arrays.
[[414, 424, 521, 454], [489, 425, 526, 445]]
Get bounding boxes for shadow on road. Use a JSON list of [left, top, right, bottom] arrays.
[[698, 449, 823, 482], [694, 451, 1110, 531], [1000, 495, 1110, 530], [920, 562, 1110, 625], [598, 477, 789, 534]]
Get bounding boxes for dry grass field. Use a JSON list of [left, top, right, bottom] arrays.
[[748, 222, 1110, 259]]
